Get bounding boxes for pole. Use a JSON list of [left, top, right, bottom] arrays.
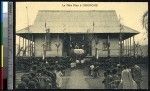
[[133, 36, 135, 57], [128, 39, 129, 57], [57, 34, 59, 56], [19, 36, 20, 56], [107, 34, 110, 57], [29, 40, 30, 56], [25, 38, 26, 56], [23, 38, 24, 50], [130, 37, 132, 57], [28, 38, 29, 56], [22, 37, 25, 56], [126, 39, 128, 56], [122, 40, 124, 56], [119, 23, 123, 64]]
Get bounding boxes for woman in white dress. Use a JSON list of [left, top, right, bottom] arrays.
[[118, 69, 137, 89]]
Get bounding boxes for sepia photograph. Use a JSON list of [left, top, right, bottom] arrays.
[[15, 2, 148, 89]]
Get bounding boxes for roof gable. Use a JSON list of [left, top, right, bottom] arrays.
[[16, 10, 139, 34]]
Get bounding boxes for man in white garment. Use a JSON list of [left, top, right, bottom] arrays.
[[90, 65, 95, 77]]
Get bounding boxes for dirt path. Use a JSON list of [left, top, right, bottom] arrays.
[[66, 69, 89, 89]]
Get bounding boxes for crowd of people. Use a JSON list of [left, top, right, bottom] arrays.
[[16, 57, 70, 89], [87, 57, 143, 89], [16, 57, 144, 89]]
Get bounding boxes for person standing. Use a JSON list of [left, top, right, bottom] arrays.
[[81, 59, 85, 68], [76, 59, 80, 69], [55, 68, 63, 89], [131, 65, 142, 89], [118, 69, 137, 89], [90, 64, 95, 77], [102, 70, 113, 89]]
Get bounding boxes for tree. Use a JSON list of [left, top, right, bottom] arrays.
[[142, 11, 148, 32]]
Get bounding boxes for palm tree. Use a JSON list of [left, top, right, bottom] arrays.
[[142, 11, 148, 32]]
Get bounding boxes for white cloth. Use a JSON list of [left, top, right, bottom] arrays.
[[76, 60, 80, 63], [74, 49, 84, 54], [81, 60, 85, 63], [90, 65, 94, 70], [71, 62, 76, 68]]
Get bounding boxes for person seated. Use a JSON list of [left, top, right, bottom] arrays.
[[75, 44, 79, 49], [76, 59, 80, 63], [81, 59, 85, 64], [47, 71, 57, 89], [109, 69, 120, 89], [102, 70, 113, 89], [94, 65, 99, 78], [70, 62, 76, 69], [21, 76, 30, 87], [31, 77, 40, 89], [17, 82, 27, 89], [28, 81, 36, 89]]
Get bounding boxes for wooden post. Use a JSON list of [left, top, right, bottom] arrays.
[[30, 40, 33, 56], [107, 34, 110, 57], [130, 37, 131, 56], [125, 39, 126, 56], [122, 40, 124, 56], [29, 39, 31, 56], [121, 40, 123, 57], [34, 41, 35, 57], [128, 39, 130, 57], [25, 38, 26, 56], [23, 38, 24, 50], [31, 35, 33, 56], [95, 37, 98, 59], [133, 36, 135, 57], [23, 37, 25, 56], [127, 39, 128, 56], [57, 34, 60, 56], [18, 36, 20, 56], [126, 39, 128, 56], [28, 38, 29, 56]]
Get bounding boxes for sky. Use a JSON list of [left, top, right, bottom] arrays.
[[2, 2, 8, 13], [16, 2, 148, 45]]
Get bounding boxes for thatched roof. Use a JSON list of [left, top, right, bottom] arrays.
[[16, 10, 139, 34]]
